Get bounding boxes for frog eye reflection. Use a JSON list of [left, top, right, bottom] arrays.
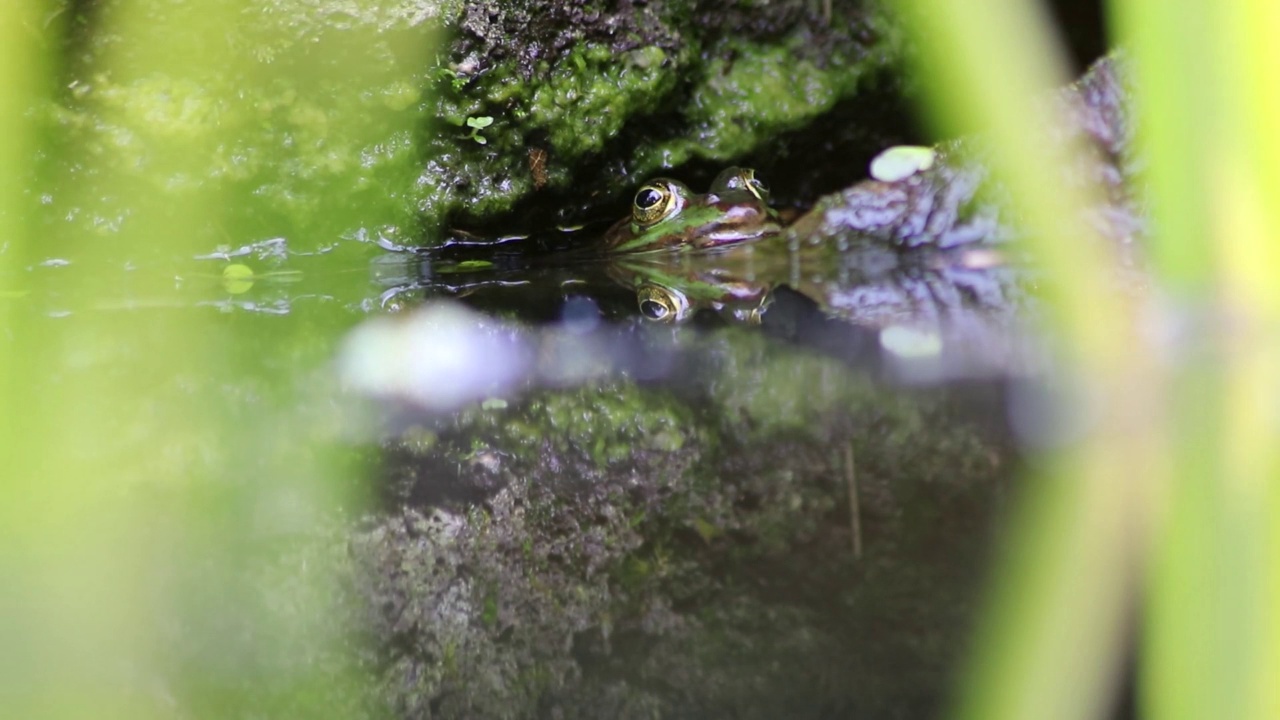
[[637, 284, 690, 323], [632, 182, 681, 226]]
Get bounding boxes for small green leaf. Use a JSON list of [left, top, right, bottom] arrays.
[[222, 263, 255, 294], [466, 115, 493, 129], [473, 135, 487, 145]]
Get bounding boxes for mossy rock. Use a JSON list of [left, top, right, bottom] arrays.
[[38, 0, 907, 254]]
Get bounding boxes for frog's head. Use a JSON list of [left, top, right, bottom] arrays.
[[602, 167, 783, 253]]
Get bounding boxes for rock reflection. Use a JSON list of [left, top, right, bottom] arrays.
[[336, 53, 1138, 719]]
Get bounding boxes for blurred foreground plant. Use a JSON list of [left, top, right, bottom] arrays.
[[899, 1, 1279, 719], [1, 0, 433, 717], [1115, 1, 1280, 718]]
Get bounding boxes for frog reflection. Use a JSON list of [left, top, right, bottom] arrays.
[[614, 241, 1023, 340]]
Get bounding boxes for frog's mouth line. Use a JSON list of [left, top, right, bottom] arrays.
[[695, 226, 784, 250]]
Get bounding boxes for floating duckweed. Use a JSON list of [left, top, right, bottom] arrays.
[[222, 263, 255, 294]]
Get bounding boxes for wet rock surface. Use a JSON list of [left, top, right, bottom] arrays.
[[422, 0, 910, 233], [787, 54, 1140, 255]]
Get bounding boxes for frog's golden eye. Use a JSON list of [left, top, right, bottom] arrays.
[[637, 283, 690, 323], [632, 182, 681, 226]]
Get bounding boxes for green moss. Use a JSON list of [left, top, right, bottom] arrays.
[[47, 0, 904, 248], [481, 590, 499, 627], [525, 46, 681, 157], [516, 384, 706, 470], [402, 0, 904, 232], [637, 37, 873, 169], [697, 329, 878, 441]]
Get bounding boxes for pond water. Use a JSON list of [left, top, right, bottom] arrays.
[[323, 235, 1029, 715], [9, 221, 1036, 718]]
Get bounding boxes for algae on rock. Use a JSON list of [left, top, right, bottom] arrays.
[[36, 0, 904, 253]]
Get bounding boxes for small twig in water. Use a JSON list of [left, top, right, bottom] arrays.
[[844, 441, 862, 559]]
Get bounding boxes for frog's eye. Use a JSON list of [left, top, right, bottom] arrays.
[[632, 181, 682, 226], [636, 283, 690, 323], [638, 296, 671, 321]]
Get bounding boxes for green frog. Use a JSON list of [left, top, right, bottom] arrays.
[[601, 167, 784, 253]]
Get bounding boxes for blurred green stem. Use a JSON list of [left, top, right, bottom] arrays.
[[1117, 0, 1280, 717], [896, 1, 1155, 719]]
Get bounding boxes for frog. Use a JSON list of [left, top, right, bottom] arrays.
[[601, 167, 784, 253]]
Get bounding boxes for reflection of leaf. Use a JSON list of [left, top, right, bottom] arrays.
[[437, 260, 495, 274], [255, 270, 304, 283], [222, 263, 255, 294]]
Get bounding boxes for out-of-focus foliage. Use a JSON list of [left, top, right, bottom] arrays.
[[2, 0, 433, 717], [897, 1, 1280, 719], [37, 0, 438, 255], [1114, 2, 1280, 719]]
